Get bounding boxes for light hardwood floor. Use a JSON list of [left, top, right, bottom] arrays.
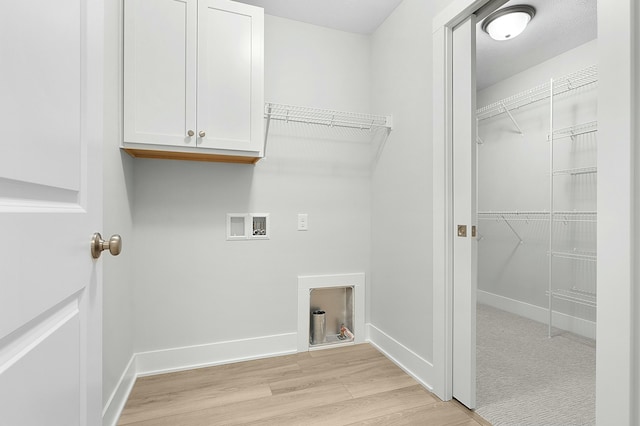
[[118, 344, 489, 425]]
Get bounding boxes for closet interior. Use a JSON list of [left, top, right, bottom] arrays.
[[474, 1, 597, 424], [477, 65, 597, 338]]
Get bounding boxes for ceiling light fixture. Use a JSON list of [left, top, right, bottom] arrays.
[[481, 5, 536, 41]]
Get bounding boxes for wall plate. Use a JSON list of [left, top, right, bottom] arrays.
[[226, 214, 249, 240], [227, 213, 269, 240]]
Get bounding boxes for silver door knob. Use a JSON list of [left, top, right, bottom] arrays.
[[187, 130, 195, 137], [199, 131, 206, 137], [91, 233, 122, 259]]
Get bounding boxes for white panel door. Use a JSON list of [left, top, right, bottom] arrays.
[[124, 0, 197, 147], [452, 15, 477, 410], [197, 0, 264, 153], [0, 0, 103, 424]]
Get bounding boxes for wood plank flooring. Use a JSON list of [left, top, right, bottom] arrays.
[[118, 344, 489, 425]]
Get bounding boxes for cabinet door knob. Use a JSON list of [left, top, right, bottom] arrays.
[[199, 131, 206, 138], [187, 130, 194, 137]]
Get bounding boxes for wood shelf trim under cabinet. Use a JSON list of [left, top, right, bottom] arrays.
[[121, 147, 261, 164]]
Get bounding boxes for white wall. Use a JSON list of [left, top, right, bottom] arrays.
[[102, 0, 135, 416], [369, 0, 452, 387], [477, 41, 598, 107], [476, 40, 598, 329], [131, 15, 372, 359], [101, 0, 640, 423], [595, 0, 638, 422]]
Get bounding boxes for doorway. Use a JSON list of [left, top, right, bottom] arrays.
[[432, 0, 636, 424], [474, 2, 597, 423]]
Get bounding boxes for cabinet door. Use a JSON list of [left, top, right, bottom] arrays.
[[124, 0, 197, 147], [197, 0, 264, 154]]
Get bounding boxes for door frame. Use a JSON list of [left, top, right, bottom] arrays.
[[431, 0, 637, 423], [82, 0, 105, 421]]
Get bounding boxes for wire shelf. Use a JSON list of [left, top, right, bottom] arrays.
[[551, 250, 597, 262], [552, 166, 597, 176], [547, 288, 597, 308], [552, 65, 598, 97], [477, 65, 597, 121], [550, 121, 598, 140], [264, 102, 392, 131], [553, 211, 597, 223], [478, 211, 549, 222]]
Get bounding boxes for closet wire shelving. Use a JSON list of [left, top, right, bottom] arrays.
[[548, 72, 598, 335], [477, 211, 597, 243], [477, 65, 598, 123], [476, 65, 598, 337], [263, 102, 393, 155]]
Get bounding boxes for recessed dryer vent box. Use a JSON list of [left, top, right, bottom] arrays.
[[226, 213, 269, 240], [250, 213, 269, 240]]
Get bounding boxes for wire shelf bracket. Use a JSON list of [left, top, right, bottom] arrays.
[[476, 117, 484, 145], [477, 212, 532, 243], [501, 215, 524, 244], [501, 101, 524, 135]]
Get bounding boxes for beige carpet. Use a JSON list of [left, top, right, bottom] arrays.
[[476, 304, 595, 426]]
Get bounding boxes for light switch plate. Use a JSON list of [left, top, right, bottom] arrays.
[[298, 213, 308, 231]]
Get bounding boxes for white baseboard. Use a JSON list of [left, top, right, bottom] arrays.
[[366, 323, 434, 392], [135, 332, 298, 377], [478, 290, 596, 339], [102, 332, 297, 425], [102, 355, 137, 426]]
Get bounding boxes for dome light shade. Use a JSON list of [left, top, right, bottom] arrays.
[[482, 5, 536, 41]]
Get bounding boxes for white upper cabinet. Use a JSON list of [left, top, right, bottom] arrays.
[[123, 0, 264, 163], [124, 0, 197, 148]]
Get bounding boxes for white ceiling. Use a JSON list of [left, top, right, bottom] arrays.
[[234, 0, 597, 90], [234, 0, 404, 34], [476, 0, 597, 89]]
